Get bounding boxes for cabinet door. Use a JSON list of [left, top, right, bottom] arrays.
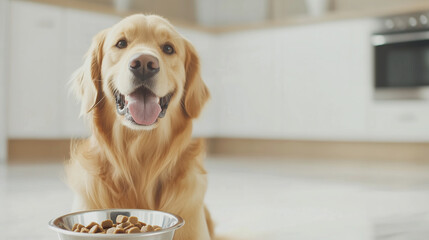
[[61, 9, 120, 138], [277, 20, 372, 140], [368, 101, 429, 141], [9, 1, 65, 138], [214, 19, 373, 140], [216, 29, 285, 138], [0, 0, 9, 161]]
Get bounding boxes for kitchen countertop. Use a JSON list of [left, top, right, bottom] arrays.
[[14, 0, 429, 33]]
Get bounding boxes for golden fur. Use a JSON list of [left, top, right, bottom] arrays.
[[66, 14, 213, 240]]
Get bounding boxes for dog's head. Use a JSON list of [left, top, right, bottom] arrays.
[[73, 14, 209, 131]]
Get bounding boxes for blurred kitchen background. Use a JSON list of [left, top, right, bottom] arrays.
[[3, 0, 429, 239]]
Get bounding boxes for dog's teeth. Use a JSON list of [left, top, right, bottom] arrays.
[[157, 97, 160, 104]]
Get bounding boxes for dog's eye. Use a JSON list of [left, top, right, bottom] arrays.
[[162, 44, 174, 55], [116, 40, 127, 49]]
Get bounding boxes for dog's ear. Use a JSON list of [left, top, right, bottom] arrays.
[[72, 28, 109, 115], [183, 40, 210, 119]]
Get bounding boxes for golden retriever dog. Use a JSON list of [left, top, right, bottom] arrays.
[[66, 14, 213, 240]]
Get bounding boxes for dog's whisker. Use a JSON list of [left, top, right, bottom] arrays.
[[87, 95, 105, 113]]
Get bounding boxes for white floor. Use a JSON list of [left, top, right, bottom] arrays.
[[2, 156, 429, 240]]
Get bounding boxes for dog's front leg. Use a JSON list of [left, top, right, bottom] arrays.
[[173, 207, 212, 240]]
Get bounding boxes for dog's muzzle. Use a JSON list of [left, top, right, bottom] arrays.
[[114, 53, 173, 126]]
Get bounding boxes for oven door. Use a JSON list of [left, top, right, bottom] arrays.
[[372, 31, 429, 89]]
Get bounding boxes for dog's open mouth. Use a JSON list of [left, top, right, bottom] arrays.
[[115, 87, 172, 126]]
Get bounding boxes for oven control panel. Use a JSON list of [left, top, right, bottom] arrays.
[[376, 12, 429, 33]]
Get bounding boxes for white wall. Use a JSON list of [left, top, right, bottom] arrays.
[[0, 0, 9, 163]]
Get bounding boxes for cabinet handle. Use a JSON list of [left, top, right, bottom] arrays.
[[372, 30, 429, 46]]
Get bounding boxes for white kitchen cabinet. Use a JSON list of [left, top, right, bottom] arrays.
[[278, 19, 373, 140], [8, 1, 120, 139], [367, 101, 429, 141], [215, 29, 285, 138], [0, 0, 10, 162], [214, 19, 374, 140], [9, 1, 66, 138]]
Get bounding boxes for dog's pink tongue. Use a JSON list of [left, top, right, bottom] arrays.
[[127, 91, 161, 125]]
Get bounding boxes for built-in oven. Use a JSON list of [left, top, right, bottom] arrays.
[[372, 12, 429, 100]]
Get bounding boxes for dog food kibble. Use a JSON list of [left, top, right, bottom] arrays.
[[101, 219, 113, 229], [118, 222, 130, 229], [89, 225, 102, 234], [141, 224, 153, 232], [116, 215, 128, 223], [127, 227, 141, 233], [70, 215, 162, 234], [128, 216, 138, 224], [72, 223, 84, 232], [124, 224, 134, 231], [106, 227, 116, 234], [113, 227, 125, 234], [86, 222, 99, 229]]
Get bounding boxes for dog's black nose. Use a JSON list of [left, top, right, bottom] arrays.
[[129, 53, 160, 81]]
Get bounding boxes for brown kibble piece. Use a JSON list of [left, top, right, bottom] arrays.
[[127, 227, 141, 234], [124, 224, 134, 230], [114, 227, 125, 234], [80, 227, 89, 233], [153, 225, 162, 231], [138, 221, 146, 227], [135, 223, 142, 228], [78, 224, 85, 231], [141, 224, 154, 232], [89, 225, 102, 234], [128, 216, 139, 224], [72, 223, 79, 231], [86, 222, 99, 229], [106, 227, 116, 234], [147, 225, 154, 232], [116, 215, 128, 224], [118, 222, 130, 228], [113, 224, 117, 227], [72, 223, 85, 232], [101, 219, 113, 229]]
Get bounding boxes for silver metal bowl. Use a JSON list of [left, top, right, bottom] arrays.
[[48, 209, 184, 240]]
